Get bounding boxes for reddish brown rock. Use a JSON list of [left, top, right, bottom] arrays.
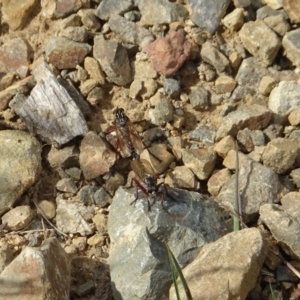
[[146, 31, 192, 76], [0, 38, 33, 77], [46, 37, 91, 69], [79, 132, 116, 180]]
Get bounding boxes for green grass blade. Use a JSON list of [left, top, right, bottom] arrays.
[[165, 242, 193, 300]]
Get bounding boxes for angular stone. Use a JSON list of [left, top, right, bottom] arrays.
[[148, 98, 174, 126], [223, 149, 249, 170], [60, 26, 88, 43], [46, 37, 91, 69], [262, 137, 299, 174], [79, 132, 115, 180], [187, 0, 231, 34], [182, 148, 217, 180], [80, 9, 101, 32], [260, 204, 300, 259], [214, 135, 236, 158], [268, 81, 300, 116], [258, 76, 277, 96], [56, 196, 94, 236], [93, 36, 132, 86], [95, 0, 133, 21], [219, 159, 286, 222], [146, 31, 192, 76], [281, 192, 300, 221], [109, 186, 227, 300], [0, 238, 70, 300], [60, 13, 82, 29], [170, 228, 267, 300], [264, 14, 290, 37], [239, 20, 281, 66], [201, 41, 230, 74], [0, 38, 33, 76], [189, 86, 209, 110], [222, 8, 244, 31], [56, 178, 78, 193], [108, 15, 153, 46], [188, 124, 216, 146], [47, 145, 79, 169], [216, 104, 273, 141], [283, 0, 300, 23], [215, 75, 237, 94], [2, 0, 38, 31], [0, 130, 41, 215], [282, 28, 300, 67], [54, 0, 82, 18], [2, 206, 34, 231], [138, 0, 188, 26], [84, 57, 106, 85], [207, 168, 232, 197], [165, 165, 199, 190]]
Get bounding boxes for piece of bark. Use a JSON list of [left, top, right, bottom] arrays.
[[10, 61, 88, 145]]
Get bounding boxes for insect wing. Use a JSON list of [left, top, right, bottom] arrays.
[[130, 159, 146, 181], [114, 122, 132, 158], [127, 120, 144, 155], [140, 159, 155, 176]]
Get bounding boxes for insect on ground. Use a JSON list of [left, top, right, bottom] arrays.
[[129, 158, 176, 212], [105, 107, 161, 161]]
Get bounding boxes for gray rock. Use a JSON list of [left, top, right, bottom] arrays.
[[93, 35, 132, 86], [138, 0, 188, 26], [0, 130, 41, 215], [187, 0, 231, 34], [237, 128, 255, 152], [264, 124, 284, 141], [56, 196, 94, 236], [218, 159, 286, 222], [60, 13, 82, 30], [170, 228, 267, 300], [200, 41, 230, 74], [239, 20, 281, 66], [182, 148, 217, 180], [76, 186, 111, 207], [95, 0, 133, 21], [188, 124, 216, 146], [282, 28, 300, 67], [163, 77, 181, 98], [216, 104, 273, 141], [56, 178, 78, 194], [60, 26, 88, 43], [2, 205, 34, 231], [260, 204, 300, 259], [268, 81, 300, 116], [0, 238, 70, 300], [109, 186, 227, 300], [148, 98, 174, 126], [262, 137, 299, 174], [108, 15, 153, 46], [189, 86, 209, 110]]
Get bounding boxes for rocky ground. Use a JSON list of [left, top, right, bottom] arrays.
[[1, 0, 300, 299]]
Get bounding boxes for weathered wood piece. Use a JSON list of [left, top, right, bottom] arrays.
[[10, 61, 88, 145]]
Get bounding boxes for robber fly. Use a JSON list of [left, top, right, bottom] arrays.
[[106, 107, 161, 161], [130, 159, 175, 212]]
